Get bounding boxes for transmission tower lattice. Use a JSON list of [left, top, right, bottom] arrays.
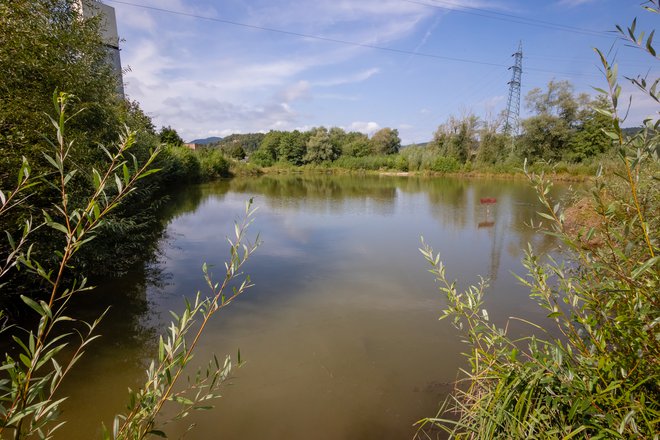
[[503, 41, 523, 137]]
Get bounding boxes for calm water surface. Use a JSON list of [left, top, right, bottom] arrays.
[[58, 175, 566, 439]]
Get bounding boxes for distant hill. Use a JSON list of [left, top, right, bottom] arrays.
[[622, 127, 642, 137], [212, 133, 266, 154], [402, 141, 430, 149], [189, 136, 222, 145]]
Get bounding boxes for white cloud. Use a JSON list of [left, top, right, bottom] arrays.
[[478, 95, 505, 111], [315, 68, 380, 87], [557, 0, 596, 7], [348, 121, 381, 134], [208, 128, 238, 137], [112, 0, 509, 139], [280, 80, 311, 102]]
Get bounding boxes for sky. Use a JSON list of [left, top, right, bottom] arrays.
[[103, 0, 659, 143]]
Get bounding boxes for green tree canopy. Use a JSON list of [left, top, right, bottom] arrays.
[[159, 126, 184, 147], [278, 130, 308, 165], [0, 0, 128, 180], [304, 127, 340, 163], [518, 80, 594, 162], [431, 114, 480, 163], [0, 0, 164, 279], [370, 128, 401, 155]]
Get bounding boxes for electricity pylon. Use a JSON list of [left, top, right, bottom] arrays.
[[503, 41, 523, 137]]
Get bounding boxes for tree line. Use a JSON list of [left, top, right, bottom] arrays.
[[179, 80, 615, 173]]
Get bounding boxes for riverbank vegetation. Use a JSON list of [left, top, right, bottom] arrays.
[[418, 4, 659, 438], [1, 0, 657, 438], [204, 79, 620, 177]]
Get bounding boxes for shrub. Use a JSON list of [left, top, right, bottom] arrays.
[[198, 149, 230, 180], [332, 154, 397, 170], [430, 156, 460, 173]]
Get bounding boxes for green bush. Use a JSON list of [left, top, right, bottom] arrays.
[[161, 145, 202, 183], [332, 154, 397, 170], [430, 156, 460, 173], [249, 148, 276, 167], [198, 149, 230, 180]]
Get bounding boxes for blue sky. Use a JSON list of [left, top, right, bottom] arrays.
[[104, 0, 658, 143]]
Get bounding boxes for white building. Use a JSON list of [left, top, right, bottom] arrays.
[[75, 0, 124, 98]]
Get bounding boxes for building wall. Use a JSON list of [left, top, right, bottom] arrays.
[[75, 0, 124, 98]]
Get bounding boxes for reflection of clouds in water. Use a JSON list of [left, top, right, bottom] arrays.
[[62, 175, 579, 440], [279, 211, 311, 244]]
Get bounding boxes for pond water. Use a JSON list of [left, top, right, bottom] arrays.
[[57, 174, 567, 439]]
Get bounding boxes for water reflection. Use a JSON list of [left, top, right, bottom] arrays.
[[56, 175, 571, 440]]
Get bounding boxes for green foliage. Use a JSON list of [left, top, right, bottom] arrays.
[[518, 80, 604, 163], [0, 0, 170, 280], [304, 127, 340, 164], [519, 113, 574, 162], [198, 148, 230, 180], [0, 95, 259, 439], [418, 9, 659, 438], [476, 121, 509, 165], [342, 135, 372, 158], [256, 130, 284, 165], [430, 156, 460, 173], [160, 145, 202, 183], [159, 146, 231, 183], [0, 93, 160, 438], [249, 148, 276, 167], [224, 143, 247, 160], [0, 0, 124, 178], [564, 95, 614, 163], [213, 132, 265, 155], [278, 130, 308, 165], [431, 114, 480, 163], [370, 127, 401, 155], [158, 126, 184, 147], [332, 154, 399, 170]]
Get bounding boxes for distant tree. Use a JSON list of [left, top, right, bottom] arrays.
[[431, 114, 479, 163], [518, 80, 591, 162], [343, 134, 371, 157], [250, 130, 283, 166], [370, 128, 401, 155], [476, 119, 508, 165], [159, 126, 184, 147], [328, 127, 348, 154], [525, 80, 582, 119], [215, 133, 265, 154], [225, 143, 246, 160], [519, 115, 572, 162], [304, 127, 340, 163], [564, 95, 614, 162], [278, 130, 308, 165]]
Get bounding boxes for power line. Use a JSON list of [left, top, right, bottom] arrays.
[[106, 0, 506, 68], [104, 0, 602, 79], [408, 0, 613, 38]]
